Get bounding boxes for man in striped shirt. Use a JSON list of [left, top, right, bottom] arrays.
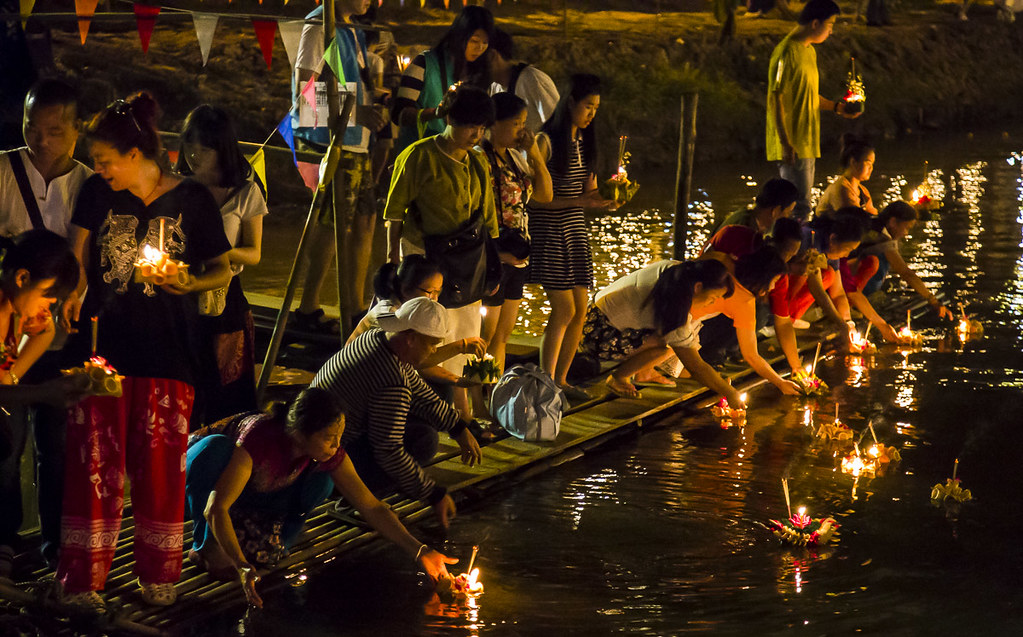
[[311, 297, 481, 529]]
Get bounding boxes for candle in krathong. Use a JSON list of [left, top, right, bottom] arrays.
[[159, 217, 165, 253], [811, 342, 822, 376], [91, 316, 98, 357], [768, 483, 838, 545], [953, 458, 958, 481]]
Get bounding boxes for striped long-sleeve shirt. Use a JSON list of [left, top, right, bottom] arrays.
[[311, 329, 463, 503]]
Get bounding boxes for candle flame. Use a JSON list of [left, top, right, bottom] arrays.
[[141, 243, 162, 261], [465, 568, 483, 593]]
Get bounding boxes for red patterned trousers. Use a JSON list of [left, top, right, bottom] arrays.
[[56, 377, 194, 593]]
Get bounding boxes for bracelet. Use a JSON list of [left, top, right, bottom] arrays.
[[7, 370, 19, 385], [415, 544, 429, 563]]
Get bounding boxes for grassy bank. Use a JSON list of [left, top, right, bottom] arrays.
[[35, 2, 1023, 204]]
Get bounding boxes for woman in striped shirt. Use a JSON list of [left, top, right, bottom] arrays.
[[391, 5, 494, 155], [528, 74, 617, 402]]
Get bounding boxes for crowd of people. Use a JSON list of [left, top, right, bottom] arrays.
[[0, 0, 952, 615]]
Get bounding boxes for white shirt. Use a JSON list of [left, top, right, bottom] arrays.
[[0, 148, 92, 238], [220, 179, 268, 276], [595, 260, 702, 348]]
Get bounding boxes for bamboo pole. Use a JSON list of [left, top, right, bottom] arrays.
[[334, 91, 357, 342], [256, 0, 345, 402], [672, 92, 698, 260]]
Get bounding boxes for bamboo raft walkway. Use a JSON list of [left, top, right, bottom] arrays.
[[0, 290, 936, 636]]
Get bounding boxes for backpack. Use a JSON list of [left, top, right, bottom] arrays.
[[490, 364, 565, 442]]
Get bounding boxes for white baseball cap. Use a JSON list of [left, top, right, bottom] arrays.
[[376, 296, 449, 339]]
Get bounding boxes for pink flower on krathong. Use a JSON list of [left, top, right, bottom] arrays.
[[790, 512, 811, 529]]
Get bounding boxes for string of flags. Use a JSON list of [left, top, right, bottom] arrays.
[[18, 1, 508, 66]]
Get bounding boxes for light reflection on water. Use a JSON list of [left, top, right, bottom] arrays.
[[215, 134, 1023, 636]]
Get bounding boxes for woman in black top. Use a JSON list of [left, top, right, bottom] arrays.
[[57, 92, 231, 610]]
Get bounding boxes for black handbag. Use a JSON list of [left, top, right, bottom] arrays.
[[422, 209, 502, 309]]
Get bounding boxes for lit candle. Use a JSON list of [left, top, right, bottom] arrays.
[[159, 217, 165, 253], [91, 316, 98, 357]]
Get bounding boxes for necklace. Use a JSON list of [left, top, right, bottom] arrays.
[[139, 169, 163, 204]]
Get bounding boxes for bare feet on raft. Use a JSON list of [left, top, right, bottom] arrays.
[[633, 369, 677, 386], [605, 375, 642, 399]]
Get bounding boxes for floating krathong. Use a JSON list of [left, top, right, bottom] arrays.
[[437, 546, 484, 601], [462, 354, 501, 384], [848, 327, 876, 355], [769, 481, 838, 546], [710, 392, 747, 426], [815, 418, 853, 442], [931, 459, 972, 503], [794, 367, 829, 397], [841, 443, 878, 479], [897, 310, 923, 345], [842, 57, 866, 114], [598, 135, 640, 206], [957, 307, 983, 341]]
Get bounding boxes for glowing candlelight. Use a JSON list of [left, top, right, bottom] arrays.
[[465, 568, 483, 594], [479, 306, 488, 318], [953, 458, 958, 481]]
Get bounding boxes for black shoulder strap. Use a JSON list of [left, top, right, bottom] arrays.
[[8, 151, 46, 230]]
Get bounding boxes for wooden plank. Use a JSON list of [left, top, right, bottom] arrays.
[[6, 291, 934, 635]]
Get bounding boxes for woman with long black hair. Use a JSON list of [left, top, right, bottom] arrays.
[[176, 104, 267, 424], [580, 259, 745, 405], [528, 73, 616, 402], [392, 5, 494, 155]]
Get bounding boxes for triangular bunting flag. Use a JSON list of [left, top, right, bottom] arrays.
[[277, 114, 297, 165], [134, 4, 160, 54], [323, 39, 346, 85], [247, 149, 267, 193], [19, 0, 35, 29], [278, 20, 305, 68], [75, 0, 99, 45], [252, 20, 277, 70], [192, 13, 218, 66], [296, 161, 320, 192], [300, 76, 318, 124], [444, 0, 450, 9]]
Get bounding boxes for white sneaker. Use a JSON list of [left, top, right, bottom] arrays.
[[758, 326, 777, 338], [793, 319, 811, 329], [139, 580, 177, 606]]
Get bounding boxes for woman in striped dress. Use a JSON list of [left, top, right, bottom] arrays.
[[529, 74, 616, 401]]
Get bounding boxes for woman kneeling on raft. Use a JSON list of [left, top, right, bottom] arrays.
[[579, 259, 745, 405], [185, 387, 456, 608], [848, 201, 953, 319]]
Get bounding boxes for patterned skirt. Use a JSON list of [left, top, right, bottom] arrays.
[[579, 305, 655, 362]]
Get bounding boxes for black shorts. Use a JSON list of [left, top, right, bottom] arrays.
[[483, 263, 528, 306]]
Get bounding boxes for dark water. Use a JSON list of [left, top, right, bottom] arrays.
[[222, 132, 1023, 636]]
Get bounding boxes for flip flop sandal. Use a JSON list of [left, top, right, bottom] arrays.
[[605, 375, 642, 399]]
